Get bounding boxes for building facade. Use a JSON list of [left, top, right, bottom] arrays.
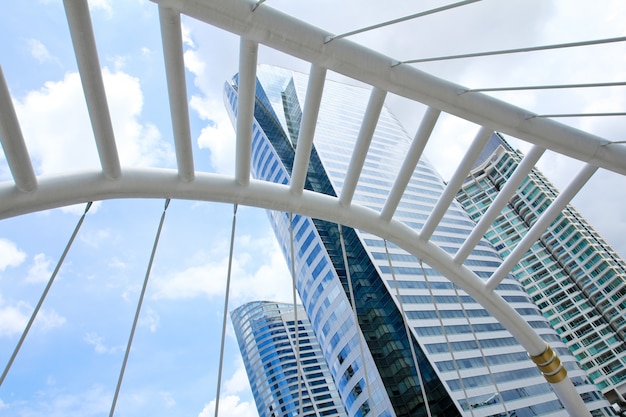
[[231, 301, 348, 417], [224, 65, 613, 416], [456, 133, 626, 408]]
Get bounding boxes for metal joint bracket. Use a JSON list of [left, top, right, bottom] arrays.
[[528, 344, 568, 384]]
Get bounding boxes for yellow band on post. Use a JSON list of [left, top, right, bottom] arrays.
[[529, 344, 567, 384], [538, 354, 561, 374], [544, 366, 568, 384], [529, 344, 554, 366]]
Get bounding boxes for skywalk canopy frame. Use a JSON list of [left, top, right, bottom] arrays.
[[2, 0, 625, 416]]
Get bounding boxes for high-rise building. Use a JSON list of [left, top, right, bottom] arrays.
[[456, 133, 626, 408], [231, 301, 348, 417], [224, 65, 613, 417]]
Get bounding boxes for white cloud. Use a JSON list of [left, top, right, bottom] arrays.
[[0, 300, 28, 337], [27, 39, 53, 63], [224, 358, 252, 395], [151, 233, 293, 304], [181, 22, 195, 48], [139, 306, 160, 333], [108, 257, 127, 269], [80, 228, 112, 248], [160, 391, 176, 408], [151, 257, 230, 300], [37, 308, 67, 331], [182, 22, 240, 175], [88, 0, 113, 18], [84, 332, 124, 354], [4, 384, 111, 417], [14, 69, 174, 177], [0, 297, 65, 337], [26, 253, 53, 283], [190, 95, 236, 175], [183, 49, 205, 80], [198, 395, 257, 417], [0, 238, 26, 271]]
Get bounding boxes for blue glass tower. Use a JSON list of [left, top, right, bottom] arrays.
[[231, 301, 348, 417], [224, 65, 613, 417]]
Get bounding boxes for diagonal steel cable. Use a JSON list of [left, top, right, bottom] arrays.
[[326, 0, 481, 43], [385, 241, 433, 417], [0, 201, 93, 387], [213, 203, 238, 417], [289, 212, 305, 417], [109, 199, 170, 417]]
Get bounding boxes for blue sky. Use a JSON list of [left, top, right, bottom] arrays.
[[0, 1, 625, 416]]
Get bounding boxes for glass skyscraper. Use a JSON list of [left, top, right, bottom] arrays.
[[224, 65, 613, 416], [456, 133, 626, 409], [231, 301, 348, 417]]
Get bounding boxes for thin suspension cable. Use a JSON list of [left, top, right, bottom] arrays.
[[0, 202, 92, 387], [109, 198, 170, 417], [395, 35, 626, 65], [384, 241, 433, 417], [289, 212, 304, 417], [325, 0, 480, 43], [463, 81, 626, 93], [214, 204, 238, 417], [418, 259, 475, 417], [528, 112, 626, 118], [449, 278, 508, 414], [251, 0, 265, 11], [338, 224, 373, 410]]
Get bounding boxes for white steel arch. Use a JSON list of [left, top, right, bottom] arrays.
[[2, 0, 625, 416]]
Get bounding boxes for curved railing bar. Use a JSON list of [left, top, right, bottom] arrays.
[[0, 168, 591, 415], [150, 0, 626, 177]]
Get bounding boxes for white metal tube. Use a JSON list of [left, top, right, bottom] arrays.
[[0, 165, 602, 411], [380, 107, 439, 222], [159, 6, 195, 181], [63, 0, 121, 180], [486, 163, 598, 291], [235, 38, 258, 186], [290, 64, 326, 196], [552, 379, 592, 417], [339, 87, 386, 207], [0, 67, 37, 192], [420, 126, 491, 241], [454, 144, 545, 263], [150, 0, 626, 176]]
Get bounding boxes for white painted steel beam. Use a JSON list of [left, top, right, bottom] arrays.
[[380, 107, 439, 222], [290, 64, 326, 196], [159, 6, 195, 181], [454, 144, 546, 263], [151, 0, 626, 176], [0, 170, 577, 355], [420, 126, 491, 241], [235, 38, 258, 186], [486, 163, 599, 291], [0, 67, 37, 192], [1, 1, 610, 414], [339, 87, 386, 207], [63, 0, 121, 180], [0, 169, 592, 416]]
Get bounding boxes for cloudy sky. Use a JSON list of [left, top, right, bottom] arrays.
[[0, 0, 624, 416]]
